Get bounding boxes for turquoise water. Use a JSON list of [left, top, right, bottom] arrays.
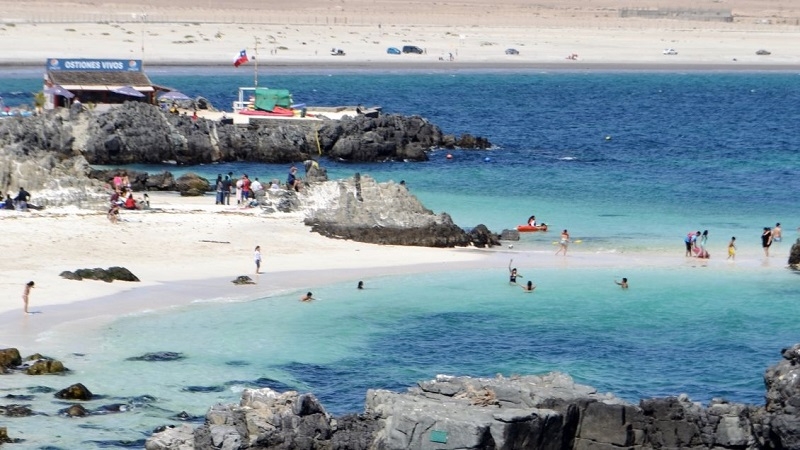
[[2, 69, 800, 448]]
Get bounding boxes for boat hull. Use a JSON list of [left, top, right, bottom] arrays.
[[516, 224, 548, 232]]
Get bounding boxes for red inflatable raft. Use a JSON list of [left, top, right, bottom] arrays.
[[516, 224, 548, 232]]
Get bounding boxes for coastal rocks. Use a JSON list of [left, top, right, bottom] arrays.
[[24, 357, 67, 375], [232, 275, 256, 285], [55, 383, 93, 401], [175, 172, 211, 196], [5, 103, 491, 167], [789, 238, 800, 269], [468, 224, 501, 248], [126, 352, 186, 362], [61, 404, 89, 417], [59, 267, 140, 282], [763, 344, 800, 449], [145, 424, 195, 450], [0, 404, 34, 417], [500, 229, 521, 241], [303, 174, 494, 248], [0, 348, 22, 371]]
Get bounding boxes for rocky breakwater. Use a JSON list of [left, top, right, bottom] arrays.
[[302, 173, 499, 247], [789, 238, 800, 270], [0, 110, 108, 208], [1, 102, 490, 166], [147, 344, 800, 450]]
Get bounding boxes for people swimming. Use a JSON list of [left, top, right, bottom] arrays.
[[615, 278, 629, 289], [519, 280, 536, 292]]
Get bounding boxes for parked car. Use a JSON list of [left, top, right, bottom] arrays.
[[402, 45, 424, 54], [756, 49, 771, 55], [505, 48, 520, 55], [387, 47, 401, 55], [663, 48, 678, 55]]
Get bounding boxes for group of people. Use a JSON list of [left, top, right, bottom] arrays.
[[0, 187, 31, 211], [684, 222, 784, 260], [508, 259, 628, 292], [215, 167, 303, 207], [107, 173, 149, 223]]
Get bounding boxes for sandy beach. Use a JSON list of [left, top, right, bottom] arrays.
[[1, 0, 800, 68]]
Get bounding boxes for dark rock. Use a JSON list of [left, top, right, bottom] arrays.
[[55, 383, 93, 401], [126, 352, 186, 362], [25, 358, 67, 375], [0, 426, 13, 443], [0, 348, 22, 370], [790, 238, 800, 269], [63, 267, 139, 283], [0, 404, 34, 417], [175, 172, 210, 196], [468, 224, 501, 248], [61, 404, 89, 417], [331, 413, 380, 450], [500, 229, 521, 241], [232, 275, 256, 285], [59, 270, 83, 280]]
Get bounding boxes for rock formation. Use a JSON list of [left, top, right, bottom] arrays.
[[59, 267, 140, 282], [1, 103, 490, 168], [146, 344, 800, 450], [789, 238, 800, 269], [302, 173, 497, 248]]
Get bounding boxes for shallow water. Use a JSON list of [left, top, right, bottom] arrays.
[[1, 69, 799, 448]]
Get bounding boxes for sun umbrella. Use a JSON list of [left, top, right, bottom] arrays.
[[44, 85, 75, 99], [111, 86, 145, 98], [158, 90, 191, 101]]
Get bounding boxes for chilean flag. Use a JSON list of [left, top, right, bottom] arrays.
[[233, 49, 249, 67]]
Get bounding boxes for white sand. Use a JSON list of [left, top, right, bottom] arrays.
[[1, 0, 800, 68]]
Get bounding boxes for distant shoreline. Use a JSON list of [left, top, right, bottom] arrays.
[[3, 60, 800, 72]]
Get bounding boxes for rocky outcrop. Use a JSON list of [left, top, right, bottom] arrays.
[[302, 173, 496, 248], [147, 345, 800, 450], [175, 172, 210, 196], [55, 383, 93, 401], [789, 238, 800, 269], [59, 267, 140, 282], [1, 103, 490, 166]]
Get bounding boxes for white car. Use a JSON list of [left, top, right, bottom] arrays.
[[663, 48, 678, 55]]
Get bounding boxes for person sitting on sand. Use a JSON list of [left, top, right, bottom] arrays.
[[287, 166, 303, 192], [519, 280, 536, 292], [123, 192, 140, 210], [300, 292, 314, 302], [615, 278, 629, 289]]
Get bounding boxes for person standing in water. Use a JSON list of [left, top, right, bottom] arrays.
[[555, 229, 570, 256], [23, 281, 34, 313], [727, 237, 737, 260], [615, 278, 629, 289], [254, 246, 262, 274], [773, 223, 782, 243], [508, 259, 523, 284], [761, 227, 773, 257]]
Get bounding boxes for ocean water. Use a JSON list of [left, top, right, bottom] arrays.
[[2, 68, 800, 448]]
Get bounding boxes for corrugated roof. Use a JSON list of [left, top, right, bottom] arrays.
[[48, 71, 152, 87]]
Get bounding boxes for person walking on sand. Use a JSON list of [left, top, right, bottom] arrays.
[[22, 281, 34, 313], [508, 259, 523, 284], [555, 229, 570, 255], [615, 278, 629, 289], [761, 227, 773, 257], [519, 280, 536, 292], [727, 236, 737, 260], [254, 246, 262, 274]]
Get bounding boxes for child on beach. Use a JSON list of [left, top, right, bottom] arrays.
[[254, 246, 262, 274], [22, 281, 34, 313], [727, 237, 737, 260]]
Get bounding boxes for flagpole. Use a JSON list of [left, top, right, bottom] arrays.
[[254, 36, 259, 88]]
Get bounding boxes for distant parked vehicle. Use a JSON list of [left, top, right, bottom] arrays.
[[387, 47, 401, 55], [663, 48, 678, 55], [402, 45, 424, 54], [505, 48, 520, 55], [756, 49, 771, 55]]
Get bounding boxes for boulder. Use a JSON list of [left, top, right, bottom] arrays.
[[25, 358, 67, 375], [0, 404, 34, 417], [61, 267, 140, 282], [175, 172, 210, 196], [55, 383, 93, 401], [303, 174, 497, 248], [61, 404, 89, 417], [232, 275, 256, 285], [500, 229, 521, 241], [789, 238, 800, 269], [145, 424, 196, 450], [0, 348, 22, 370], [469, 224, 501, 248]]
